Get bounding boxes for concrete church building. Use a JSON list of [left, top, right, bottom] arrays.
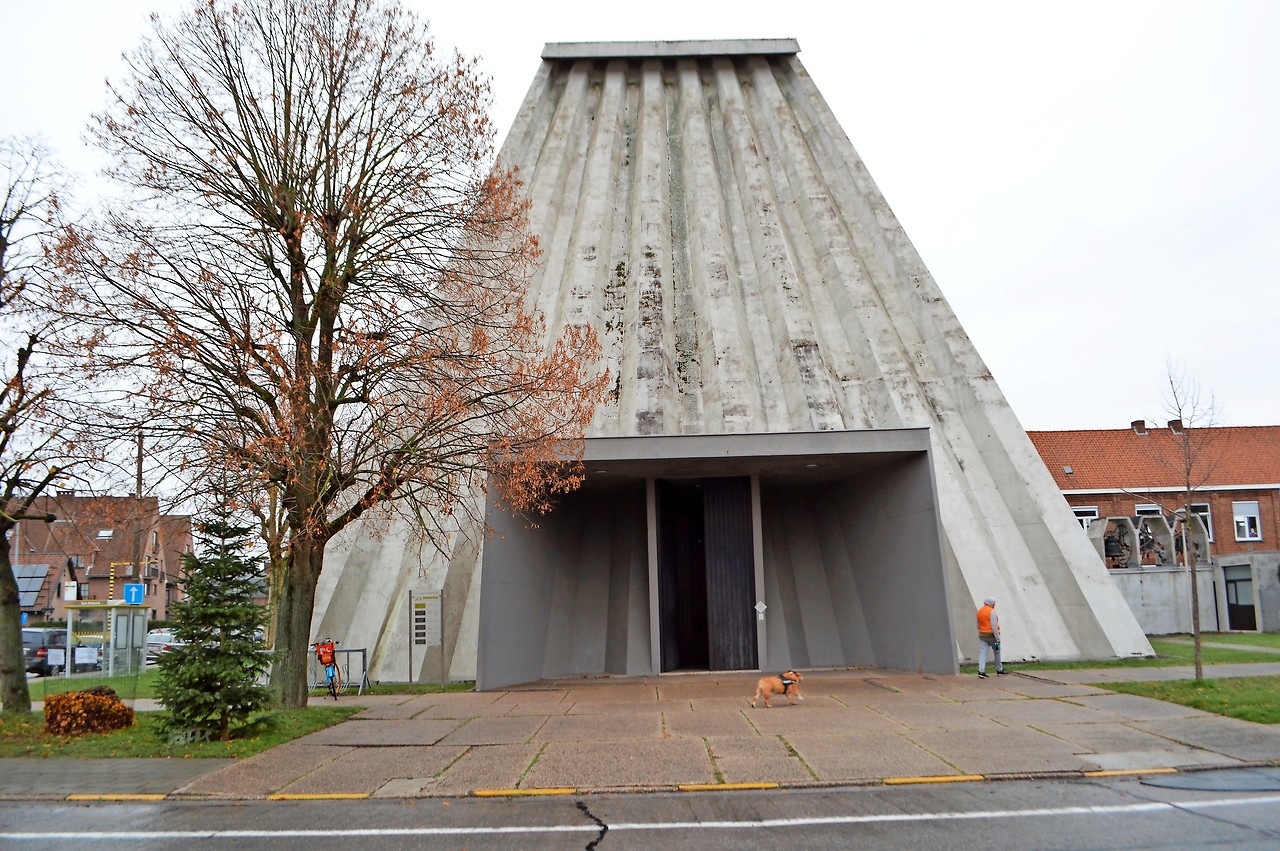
[[314, 39, 1152, 689]]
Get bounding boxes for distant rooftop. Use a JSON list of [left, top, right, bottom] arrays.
[[1029, 425, 1280, 491], [542, 39, 799, 60]]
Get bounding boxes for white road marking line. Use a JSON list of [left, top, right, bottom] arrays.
[[4, 793, 1279, 841]]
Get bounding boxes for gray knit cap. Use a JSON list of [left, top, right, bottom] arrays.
[[983, 596, 996, 606]]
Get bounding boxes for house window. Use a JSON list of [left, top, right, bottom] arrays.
[[1137, 502, 1213, 542], [1233, 501, 1262, 541], [1192, 503, 1212, 542], [1073, 507, 1098, 529], [96, 529, 113, 541]]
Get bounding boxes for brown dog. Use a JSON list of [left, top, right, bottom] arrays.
[[751, 671, 804, 708]]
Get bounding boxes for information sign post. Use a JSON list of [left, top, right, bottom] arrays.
[[408, 590, 444, 686]]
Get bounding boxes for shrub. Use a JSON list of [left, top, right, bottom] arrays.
[[44, 690, 135, 736]]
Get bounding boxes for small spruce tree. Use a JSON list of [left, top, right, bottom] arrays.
[[155, 517, 270, 742]]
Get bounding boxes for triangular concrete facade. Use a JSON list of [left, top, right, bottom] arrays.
[[317, 40, 1152, 684]]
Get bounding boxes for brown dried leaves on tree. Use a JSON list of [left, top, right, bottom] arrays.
[[56, 0, 608, 706], [1, 138, 84, 715]]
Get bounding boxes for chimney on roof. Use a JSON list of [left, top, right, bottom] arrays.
[[1131, 420, 1148, 435], [1168, 419, 1183, 434]]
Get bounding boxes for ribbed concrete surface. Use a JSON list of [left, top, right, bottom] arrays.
[[318, 39, 1151, 681]]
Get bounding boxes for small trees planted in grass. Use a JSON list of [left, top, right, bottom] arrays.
[[155, 518, 270, 742]]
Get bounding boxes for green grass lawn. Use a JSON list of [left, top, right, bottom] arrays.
[[361, 680, 475, 696], [1093, 675, 1280, 724], [0, 706, 359, 758], [1155, 632, 1280, 650], [959, 638, 1280, 674], [24, 668, 160, 702], [4, 674, 475, 759], [22, 669, 475, 703]]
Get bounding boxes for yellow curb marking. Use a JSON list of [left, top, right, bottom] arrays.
[[883, 774, 985, 785], [267, 793, 370, 800], [473, 787, 576, 797], [678, 782, 780, 792], [66, 794, 168, 802], [1083, 768, 1178, 778]]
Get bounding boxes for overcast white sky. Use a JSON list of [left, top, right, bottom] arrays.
[[2, 0, 1276, 431]]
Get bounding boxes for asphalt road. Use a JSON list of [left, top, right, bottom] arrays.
[[4, 771, 1280, 850]]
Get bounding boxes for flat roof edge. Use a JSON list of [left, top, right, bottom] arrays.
[[542, 39, 799, 60], [583, 428, 931, 462]]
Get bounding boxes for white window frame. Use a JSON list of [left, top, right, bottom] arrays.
[[1136, 502, 1212, 542], [1072, 507, 1099, 529], [1233, 501, 1262, 541]]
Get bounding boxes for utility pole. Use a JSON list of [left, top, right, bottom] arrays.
[[134, 429, 144, 605]]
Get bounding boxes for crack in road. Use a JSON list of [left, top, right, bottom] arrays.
[[576, 798, 608, 849]]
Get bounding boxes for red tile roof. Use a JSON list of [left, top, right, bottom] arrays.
[[1028, 425, 1280, 491]]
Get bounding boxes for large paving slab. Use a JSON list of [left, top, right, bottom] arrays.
[[662, 707, 758, 738], [176, 742, 348, 797], [435, 715, 546, 746], [352, 697, 436, 720], [785, 731, 958, 780], [410, 694, 518, 718], [705, 734, 816, 784], [1133, 715, 1280, 762], [744, 704, 905, 735], [1066, 693, 1218, 721], [966, 696, 1123, 727], [563, 684, 657, 703], [298, 718, 463, 746], [987, 678, 1117, 699], [1035, 720, 1244, 770], [904, 726, 1099, 775], [423, 743, 541, 796], [866, 701, 1004, 732], [534, 712, 664, 742], [522, 738, 715, 789], [275, 745, 466, 795]]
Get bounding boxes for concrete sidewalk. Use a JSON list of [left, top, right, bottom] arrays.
[[6, 664, 1280, 800]]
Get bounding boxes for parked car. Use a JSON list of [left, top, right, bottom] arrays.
[[22, 628, 101, 676], [145, 629, 185, 663]]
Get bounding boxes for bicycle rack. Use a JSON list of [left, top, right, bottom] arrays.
[[309, 647, 371, 696]]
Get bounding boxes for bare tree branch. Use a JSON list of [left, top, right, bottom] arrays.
[[57, 0, 608, 707]]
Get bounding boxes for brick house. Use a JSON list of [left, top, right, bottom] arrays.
[[13, 490, 192, 622], [1029, 423, 1280, 634]]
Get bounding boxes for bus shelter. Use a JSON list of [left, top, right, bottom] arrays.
[[64, 600, 148, 678]]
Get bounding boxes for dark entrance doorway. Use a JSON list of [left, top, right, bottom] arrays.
[[1224, 565, 1257, 631], [656, 477, 757, 672]]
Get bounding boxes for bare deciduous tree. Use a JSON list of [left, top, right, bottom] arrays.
[[1160, 363, 1219, 680], [56, 0, 607, 707], [0, 138, 84, 715]]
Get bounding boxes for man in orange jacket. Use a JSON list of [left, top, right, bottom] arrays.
[[976, 596, 1006, 678]]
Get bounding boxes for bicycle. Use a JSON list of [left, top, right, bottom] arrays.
[[310, 638, 345, 699]]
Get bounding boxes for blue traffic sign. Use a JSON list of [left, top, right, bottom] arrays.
[[123, 583, 145, 605]]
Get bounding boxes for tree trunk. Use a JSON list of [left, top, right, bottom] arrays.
[[0, 527, 34, 715], [1186, 492, 1204, 681], [268, 538, 324, 708]]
